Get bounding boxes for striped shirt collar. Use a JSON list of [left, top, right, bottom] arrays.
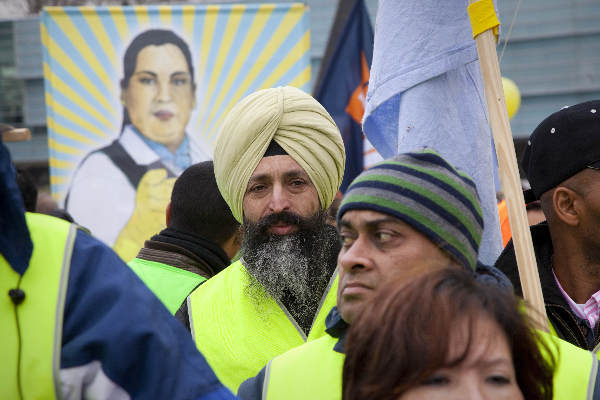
[[553, 269, 600, 328]]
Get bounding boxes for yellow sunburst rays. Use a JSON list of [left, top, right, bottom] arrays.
[[203, 5, 306, 141], [133, 5, 150, 26], [196, 5, 220, 98], [107, 6, 130, 41], [45, 84, 105, 198], [40, 23, 116, 130], [47, 116, 77, 188], [80, 7, 119, 73], [181, 4, 196, 36], [259, 30, 310, 90], [50, 174, 68, 187], [44, 88, 109, 142], [47, 137, 83, 159], [47, 116, 95, 149], [197, 4, 275, 141], [48, 8, 116, 96], [158, 4, 172, 25], [287, 63, 311, 89], [193, 4, 246, 132], [41, 59, 114, 134]]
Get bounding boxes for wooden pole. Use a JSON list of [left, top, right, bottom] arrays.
[[471, 14, 549, 331], [2, 128, 31, 143]]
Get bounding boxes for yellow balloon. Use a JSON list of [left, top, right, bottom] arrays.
[[502, 77, 521, 119]]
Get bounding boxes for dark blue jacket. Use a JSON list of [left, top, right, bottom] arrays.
[[1, 137, 236, 399]]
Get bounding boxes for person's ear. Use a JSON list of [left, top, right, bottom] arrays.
[[222, 227, 243, 261], [120, 90, 127, 106], [165, 202, 172, 226], [553, 187, 581, 226]]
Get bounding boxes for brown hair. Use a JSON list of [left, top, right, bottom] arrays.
[[342, 268, 555, 400]]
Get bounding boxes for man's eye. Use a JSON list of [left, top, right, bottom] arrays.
[[249, 185, 265, 193], [375, 232, 392, 242], [290, 179, 306, 187], [339, 234, 354, 247]]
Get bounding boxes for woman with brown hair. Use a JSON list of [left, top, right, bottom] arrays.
[[342, 268, 555, 400]]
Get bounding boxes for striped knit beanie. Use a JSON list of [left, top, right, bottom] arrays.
[[337, 149, 483, 270]]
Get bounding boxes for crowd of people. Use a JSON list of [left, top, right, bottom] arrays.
[[4, 83, 600, 399]]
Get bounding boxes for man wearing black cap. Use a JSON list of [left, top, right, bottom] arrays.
[[496, 100, 600, 351]]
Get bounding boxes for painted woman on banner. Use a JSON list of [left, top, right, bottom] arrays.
[[66, 29, 208, 261]]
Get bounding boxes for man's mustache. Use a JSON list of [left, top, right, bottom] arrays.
[[255, 211, 302, 232]]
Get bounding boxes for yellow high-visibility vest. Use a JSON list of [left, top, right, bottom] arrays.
[[0, 213, 77, 399], [128, 257, 206, 314], [188, 259, 338, 391], [264, 333, 342, 400], [262, 324, 598, 400]]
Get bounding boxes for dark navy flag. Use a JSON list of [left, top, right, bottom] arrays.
[[314, 0, 374, 193]]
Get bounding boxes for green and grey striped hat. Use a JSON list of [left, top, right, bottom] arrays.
[[337, 149, 483, 270]]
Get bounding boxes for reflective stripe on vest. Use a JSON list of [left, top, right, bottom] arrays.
[[0, 213, 76, 399], [128, 257, 206, 314], [188, 259, 338, 391], [264, 334, 343, 400], [538, 330, 598, 400]]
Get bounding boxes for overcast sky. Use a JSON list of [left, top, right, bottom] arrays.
[[0, 0, 29, 18]]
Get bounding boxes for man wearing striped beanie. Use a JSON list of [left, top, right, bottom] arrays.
[[335, 148, 485, 324], [239, 149, 494, 399]]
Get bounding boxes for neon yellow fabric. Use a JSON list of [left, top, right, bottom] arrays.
[[265, 334, 343, 400], [547, 317, 600, 362], [0, 213, 75, 399], [188, 259, 338, 391], [537, 330, 597, 399], [213, 86, 346, 222], [261, 327, 599, 400], [467, 0, 500, 41], [128, 257, 206, 314]]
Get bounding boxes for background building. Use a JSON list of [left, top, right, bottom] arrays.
[[1, 0, 599, 189]]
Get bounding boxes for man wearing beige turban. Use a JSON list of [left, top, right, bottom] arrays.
[[187, 86, 346, 391]]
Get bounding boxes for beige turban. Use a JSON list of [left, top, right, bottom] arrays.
[[214, 86, 345, 223]]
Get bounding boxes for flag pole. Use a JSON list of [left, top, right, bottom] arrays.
[[468, 0, 548, 331]]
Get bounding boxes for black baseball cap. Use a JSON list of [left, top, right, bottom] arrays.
[[522, 100, 600, 200]]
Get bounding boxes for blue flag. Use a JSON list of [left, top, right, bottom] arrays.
[[363, 0, 502, 265], [314, 0, 373, 193]]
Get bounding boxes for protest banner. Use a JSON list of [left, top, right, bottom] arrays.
[[41, 4, 311, 260]]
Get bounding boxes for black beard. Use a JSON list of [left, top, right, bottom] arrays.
[[242, 210, 340, 334]]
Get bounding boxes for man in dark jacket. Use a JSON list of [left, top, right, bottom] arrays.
[[129, 161, 241, 328], [496, 100, 600, 351]]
